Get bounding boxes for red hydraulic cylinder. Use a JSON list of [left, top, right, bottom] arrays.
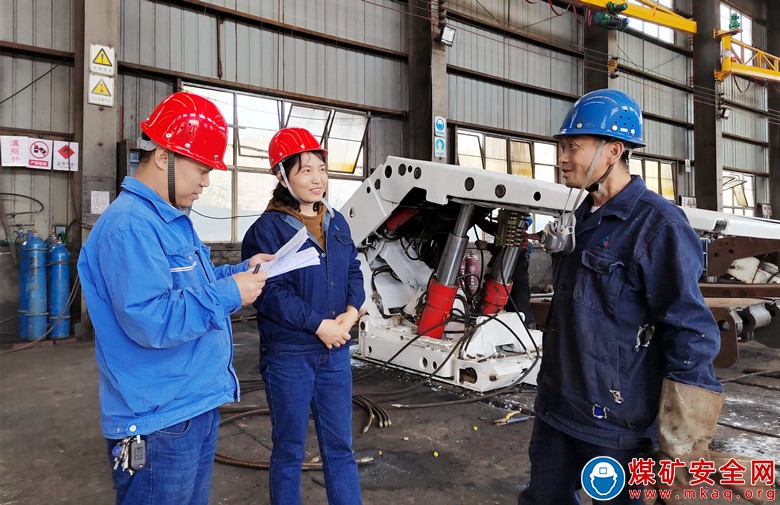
[[417, 279, 459, 339], [385, 208, 421, 232], [480, 277, 513, 315]]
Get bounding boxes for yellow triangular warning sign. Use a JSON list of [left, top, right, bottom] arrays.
[[93, 48, 112, 66], [92, 79, 111, 96]]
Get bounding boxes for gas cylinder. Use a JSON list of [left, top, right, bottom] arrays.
[[463, 253, 480, 297], [19, 230, 47, 341], [47, 241, 71, 339], [45, 228, 57, 250], [17, 229, 33, 340]]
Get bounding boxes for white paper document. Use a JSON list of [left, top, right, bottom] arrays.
[[259, 227, 321, 278]]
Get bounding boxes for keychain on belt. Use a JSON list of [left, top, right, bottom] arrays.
[[112, 435, 146, 475]]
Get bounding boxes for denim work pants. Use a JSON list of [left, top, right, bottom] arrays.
[[518, 418, 647, 505], [105, 408, 220, 505], [260, 344, 362, 505]]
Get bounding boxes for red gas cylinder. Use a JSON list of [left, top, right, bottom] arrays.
[[462, 253, 480, 297]]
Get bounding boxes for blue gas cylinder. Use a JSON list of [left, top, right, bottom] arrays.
[[45, 229, 57, 250], [19, 231, 48, 341], [18, 229, 33, 340], [47, 241, 71, 339]]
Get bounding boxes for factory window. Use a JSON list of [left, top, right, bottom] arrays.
[[455, 129, 558, 233], [457, 133, 483, 169], [182, 84, 368, 242], [456, 130, 557, 182], [509, 141, 533, 178], [629, 157, 675, 201], [722, 170, 755, 216], [485, 136, 509, 174], [720, 5, 753, 63], [627, 0, 675, 44]]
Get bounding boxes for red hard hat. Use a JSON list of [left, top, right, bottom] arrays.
[[268, 127, 327, 170], [140, 91, 228, 171]]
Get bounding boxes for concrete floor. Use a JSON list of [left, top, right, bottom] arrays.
[[1, 322, 778, 505]]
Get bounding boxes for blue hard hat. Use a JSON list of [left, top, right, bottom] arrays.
[[555, 89, 645, 147]]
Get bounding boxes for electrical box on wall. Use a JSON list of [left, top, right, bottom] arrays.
[[116, 140, 140, 195]]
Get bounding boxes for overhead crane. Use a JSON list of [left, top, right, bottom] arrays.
[[714, 28, 780, 83], [564, 0, 697, 34]]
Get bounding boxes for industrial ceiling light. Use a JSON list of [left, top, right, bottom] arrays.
[[439, 25, 456, 47], [717, 106, 731, 120]]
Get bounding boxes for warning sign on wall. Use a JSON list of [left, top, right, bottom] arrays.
[[88, 73, 114, 107], [53, 141, 79, 172], [0, 136, 29, 167], [89, 44, 115, 76], [27, 139, 53, 169]]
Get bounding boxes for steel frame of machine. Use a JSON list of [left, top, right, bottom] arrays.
[[342, 156, 780, 392]]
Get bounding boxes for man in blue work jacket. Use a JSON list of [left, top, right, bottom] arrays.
[[518, 89, 723, 505], [78, 92, 272, 505]]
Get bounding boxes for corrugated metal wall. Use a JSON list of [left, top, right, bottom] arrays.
[[723, 139, 767, 173], [201, 0, 408, 53], [723, 106, 768, 143], [118, 75, 174, 143], [446, 2, 581, 139], [448, 19, 580, 96], [450, 0, 581, 45], [118, 0, 408, 125], [368, 117, 406, 168], [0, 0, 76, 236], [120, 0, 218, 77], [614, 31, 692, 160], [642, 118, 690, 161], [0, 0, 75, 51], [448, 74, 573, 137], [614, 77, 690, 160], [1, 0, 775, 234], [0, 55, 74, 133]]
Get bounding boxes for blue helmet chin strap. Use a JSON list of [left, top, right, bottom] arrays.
[[540, 140, 606, 255]]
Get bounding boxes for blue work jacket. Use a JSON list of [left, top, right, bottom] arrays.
[[78, 177, 244, 438], [536, 176, 722, 450], [241, 209, 365, 349]]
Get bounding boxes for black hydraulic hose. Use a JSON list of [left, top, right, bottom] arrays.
[[390, 355, 540, 409], [356, 308, 469, 396], [352, 311, 461, 382], [215, 402, 379, 471]]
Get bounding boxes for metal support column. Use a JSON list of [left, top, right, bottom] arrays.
[[583, 24, 609, 92], [74, 0, 120, 336], [408, 0, 450, 162], [408, 0, 434, 161], [692, 0, 723, 211], [769, 4, 780, 217]]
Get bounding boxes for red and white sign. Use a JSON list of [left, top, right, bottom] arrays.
[[0, 136, 29, 167], [53, 141, 79, 172], [27, 139, 53, 169]]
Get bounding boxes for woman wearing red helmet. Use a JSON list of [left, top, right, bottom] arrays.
[[241, 127, 365, 505]]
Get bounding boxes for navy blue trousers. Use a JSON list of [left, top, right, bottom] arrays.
[[518, 418, 648, 505], [260, 344, 361, 505]]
